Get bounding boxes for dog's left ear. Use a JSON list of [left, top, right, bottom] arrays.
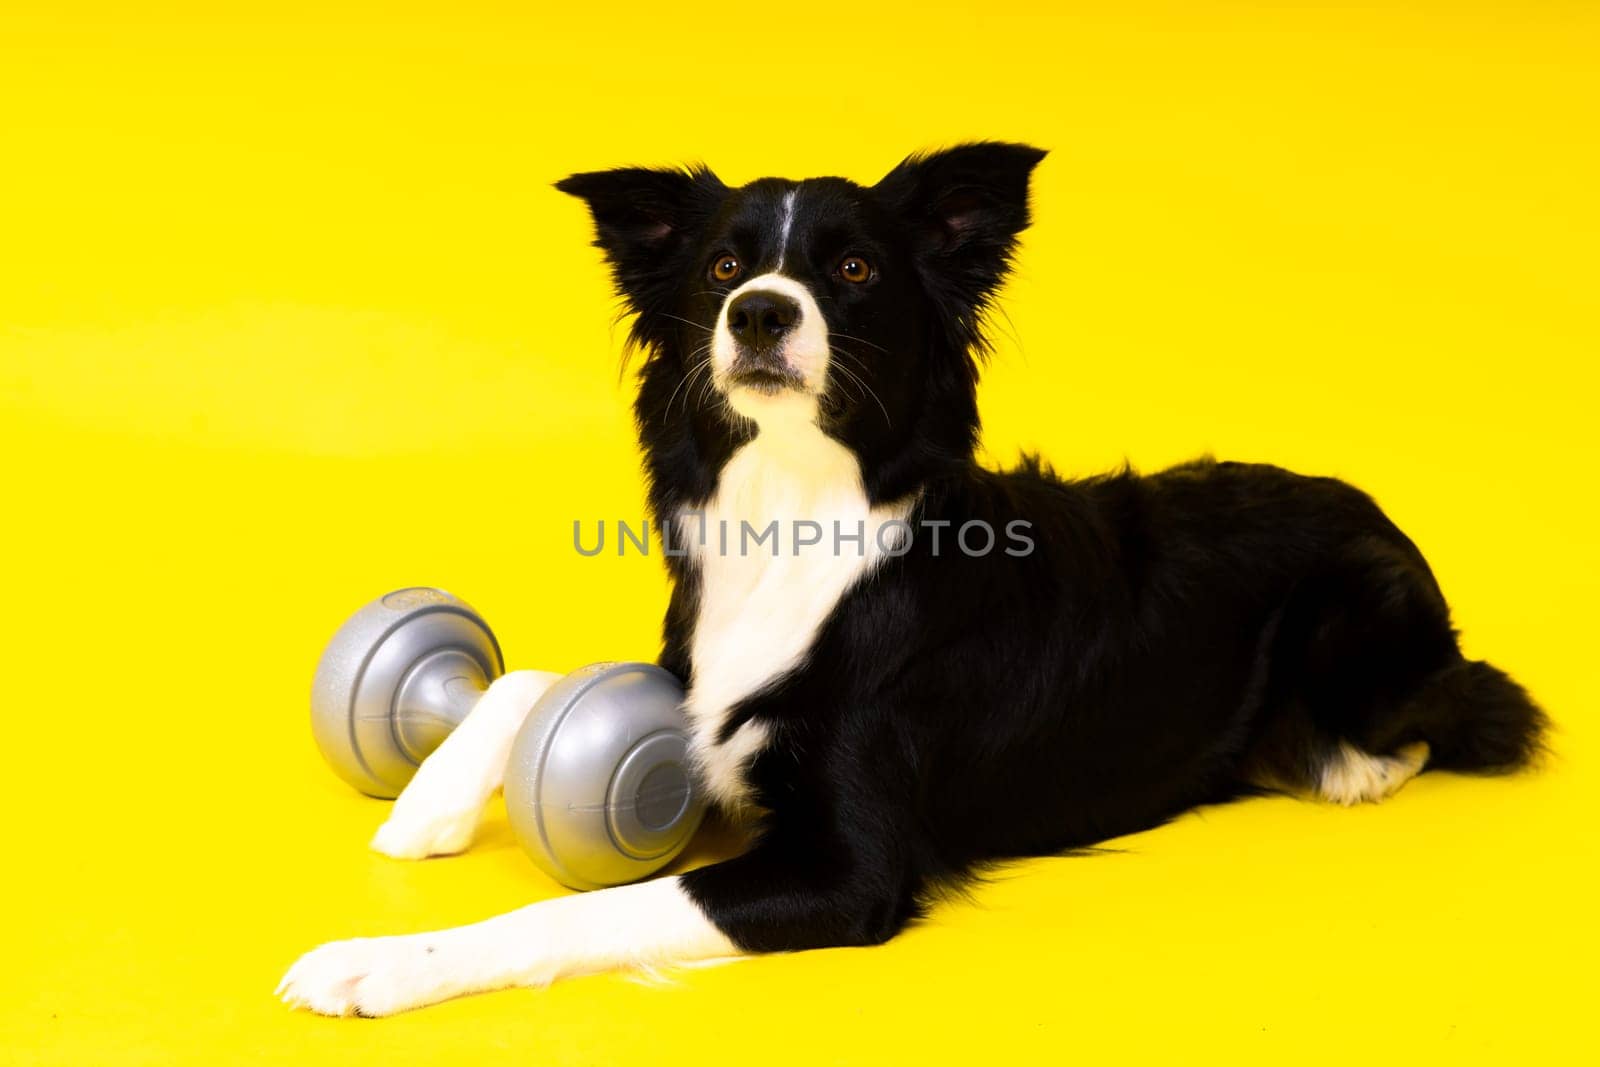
[[556, 165, 727, 315], [872, 142, 1046, 334]]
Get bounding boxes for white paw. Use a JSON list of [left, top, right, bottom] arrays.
[[370, 803, 480, 859], [277, 935, 452, 1017], [1319, 741, 1430, 805]]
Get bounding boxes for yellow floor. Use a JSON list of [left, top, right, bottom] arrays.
[[3, 3, 1597, 1063]]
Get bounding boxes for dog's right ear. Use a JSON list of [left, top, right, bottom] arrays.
[[556, 166, 726, 314]]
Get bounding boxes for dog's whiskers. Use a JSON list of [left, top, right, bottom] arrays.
[[826, 350, 892, 428], [666, 354, 716, 417], [827, 331, 889, 355], [657, 312, 714, 334]]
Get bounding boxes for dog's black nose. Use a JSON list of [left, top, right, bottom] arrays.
[[727, 291, 799, 351]]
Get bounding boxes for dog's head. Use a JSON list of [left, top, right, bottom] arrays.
[[558, 143, 1044, 497]]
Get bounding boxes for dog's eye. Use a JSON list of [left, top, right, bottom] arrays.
[[709, 253, 742, 283], [837, 256, 873, 284]]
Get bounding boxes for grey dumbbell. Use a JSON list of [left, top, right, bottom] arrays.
[[309, 587, 704, 890]]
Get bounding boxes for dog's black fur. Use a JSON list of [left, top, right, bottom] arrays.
[[558, 143, 1546, 955]]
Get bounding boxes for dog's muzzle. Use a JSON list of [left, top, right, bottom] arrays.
[[724, 289, 808, 393]]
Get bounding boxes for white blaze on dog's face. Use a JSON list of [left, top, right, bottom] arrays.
[[708, 193, 831, 426]]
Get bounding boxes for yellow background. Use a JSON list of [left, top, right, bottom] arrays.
[[3, 2, 1596, 1063]]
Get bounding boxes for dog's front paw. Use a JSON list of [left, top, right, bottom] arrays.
[[370, 803, 480, 859], [277, 935, 454, 1017]]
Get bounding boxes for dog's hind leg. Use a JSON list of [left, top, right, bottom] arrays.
[[1243, 531, 1544, 806], [370, 669, 562, 859]]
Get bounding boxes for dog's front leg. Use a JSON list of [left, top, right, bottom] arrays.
[[281, 817, 915, 1015], [370, 669, 562, 859], [277, 875, 740, 1016]]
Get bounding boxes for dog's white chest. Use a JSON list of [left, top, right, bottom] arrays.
[[683, 421, 909, 811]]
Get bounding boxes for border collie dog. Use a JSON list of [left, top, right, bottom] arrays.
[[279, 142, 1545, 1016]]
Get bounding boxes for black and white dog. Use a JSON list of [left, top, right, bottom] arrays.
[[279, 143, 1545, 1016]]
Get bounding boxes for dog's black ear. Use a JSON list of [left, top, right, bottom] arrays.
[[872, 142, 1046, 348], [556, 165, 727, 314]]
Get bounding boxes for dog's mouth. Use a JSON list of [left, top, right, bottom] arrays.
[[726, 363, 807, 396]]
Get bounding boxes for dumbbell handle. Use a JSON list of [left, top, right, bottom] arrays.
[[387, 647, 496, 764]]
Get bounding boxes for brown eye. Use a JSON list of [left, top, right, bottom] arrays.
[[710, 253, 742, 283], [838, 256, 872, 283]]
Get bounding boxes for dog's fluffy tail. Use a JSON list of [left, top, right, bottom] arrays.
[[1407, 659, 1549, 772]]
